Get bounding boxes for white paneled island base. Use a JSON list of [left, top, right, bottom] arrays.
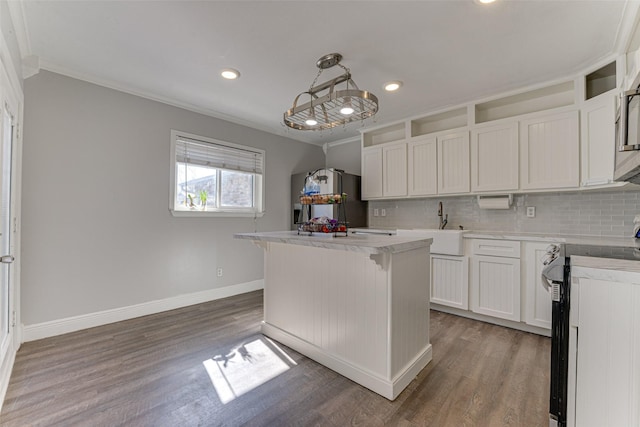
[[235, 231, 433, 400]]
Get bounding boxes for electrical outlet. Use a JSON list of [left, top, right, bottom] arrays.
[[217, 267, 223, 277], [373, 208, 379, 217], [381, 208, 386, 217], [526, 206, 536, 218]]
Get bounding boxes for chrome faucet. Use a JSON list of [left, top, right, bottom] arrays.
[[438, 201, 448, 229]]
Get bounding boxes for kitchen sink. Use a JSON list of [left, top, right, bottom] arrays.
[[395, 229, 467, 255]]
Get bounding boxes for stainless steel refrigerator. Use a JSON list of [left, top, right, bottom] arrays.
[[291, 168, 368, 230]]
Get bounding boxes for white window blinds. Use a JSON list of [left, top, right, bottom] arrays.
[[175, 136, 264, 174]]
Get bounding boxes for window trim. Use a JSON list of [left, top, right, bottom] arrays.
[[169, 130, 265, 217]]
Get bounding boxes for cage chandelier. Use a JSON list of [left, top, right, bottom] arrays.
[[283, 53, 379, 131]]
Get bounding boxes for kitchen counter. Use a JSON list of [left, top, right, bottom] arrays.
[[235, 231, 433, 400], [235, 230, 432, 254], [463, 231, 640, 247], [572, 255, 640, 276]]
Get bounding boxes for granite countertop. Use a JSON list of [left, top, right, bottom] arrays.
[[463, 231, 639, 247], [571, 255, 640, 284], [234, 231, 432, 255]]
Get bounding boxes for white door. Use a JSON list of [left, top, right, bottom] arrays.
[[0, 77, 19, 371], [470, 255, 521, 322], [437, 131, 470, 194], [523, 242, 553, 329], [361, 147, 383, 199], [431, 255, 469, 310], [408, 137, 437, 196], [382, 142, 407, 197], [520, 110, 579, 190], [471, 122, 519, 192]]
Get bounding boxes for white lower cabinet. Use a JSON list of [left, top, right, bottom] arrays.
[[431, 255, 469, 310], [523, 242, 554, 329], [470, 239, 521, 322], [569, 271, 640, 427]]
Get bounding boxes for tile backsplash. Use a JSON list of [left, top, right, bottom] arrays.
[[368, 189, 640, 237]]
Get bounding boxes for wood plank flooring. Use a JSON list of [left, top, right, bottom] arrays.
[[0, 290, 550, 426]]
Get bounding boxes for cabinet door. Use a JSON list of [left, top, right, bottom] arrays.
[[437, 131, 470, 194], [580, 95, 616, 187], [523, 242, 553, 329], [471, 122, 519, 192], [408, 137, 437, 196], [470, 255, 521, 321], [572, 276, 640, 427], [382, 142, 407, 197], [520, 110, 579, 190], [431, 255, 469, 310], [361, 147, 383, 199]]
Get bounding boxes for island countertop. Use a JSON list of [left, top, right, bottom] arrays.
[[234, 230, 432, 255]]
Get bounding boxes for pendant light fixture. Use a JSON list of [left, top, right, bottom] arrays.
[[284, 53, 379, 131]]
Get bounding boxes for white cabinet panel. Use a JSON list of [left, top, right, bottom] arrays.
[[580, 95, 616, 186], [523, 242, 553, 329], [383, 142, 408, 197], [520, 110, 579, 190], [362, 147, 383, 199], [408, 137, 437, 196], [437, 131, 470, 194], [472, 239, 521, 258], [471, 255, 521, 322], [471, 122, 519, 192], [571, 276, 640, 427], [431, 255, 469, 310]]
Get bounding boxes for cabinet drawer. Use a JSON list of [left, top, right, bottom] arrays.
[[472, 239, 521, 258]]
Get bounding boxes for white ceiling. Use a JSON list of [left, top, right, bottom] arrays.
[[13, 0, 639, 146]]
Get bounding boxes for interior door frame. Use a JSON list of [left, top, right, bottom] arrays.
[[0, 51, 24, 409]]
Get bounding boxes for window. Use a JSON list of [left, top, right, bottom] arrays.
[[170, 130, 265, 217]]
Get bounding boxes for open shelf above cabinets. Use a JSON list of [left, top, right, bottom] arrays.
[[474, 81, 575, 124]]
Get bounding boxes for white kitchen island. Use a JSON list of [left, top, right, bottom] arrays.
[[235, 231, 433, 400]]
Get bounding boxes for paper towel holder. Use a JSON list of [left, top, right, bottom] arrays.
[[477, 194, 513, 209]]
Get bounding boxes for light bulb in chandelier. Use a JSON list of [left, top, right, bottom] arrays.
[[305, 108, 317, 126], [340, 97, 354, 115]]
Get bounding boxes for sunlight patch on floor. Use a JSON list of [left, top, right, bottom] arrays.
[[203, 336, 297, 404]]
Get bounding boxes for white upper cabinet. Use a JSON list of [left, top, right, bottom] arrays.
[[361, 147, 383, 199], [408, 137, 437, 196], [382, 142, 408, 197], [520, 110, 580, 190], [471, 123, 519, 192], [580, 94, 617, 187], [437, 131, 470, 194]]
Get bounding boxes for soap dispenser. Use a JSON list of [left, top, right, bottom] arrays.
[[634, 215, 640, 239]]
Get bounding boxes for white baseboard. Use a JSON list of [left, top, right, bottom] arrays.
[[430, 304, 551, 337], [22, 280, 264, 342], [261, 321, 432, 400], [0, 342, 17, 414]]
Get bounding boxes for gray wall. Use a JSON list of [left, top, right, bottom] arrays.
[[22, 70, 324, 325], [325, 140, 361, 175]]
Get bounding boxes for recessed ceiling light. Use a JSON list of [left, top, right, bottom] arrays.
[[384, 81, 403, 92], [474, 0, 496, 4], [221, 68, 240, 80]]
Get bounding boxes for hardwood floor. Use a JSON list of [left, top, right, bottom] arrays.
[[0, 290, 550, 426]]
